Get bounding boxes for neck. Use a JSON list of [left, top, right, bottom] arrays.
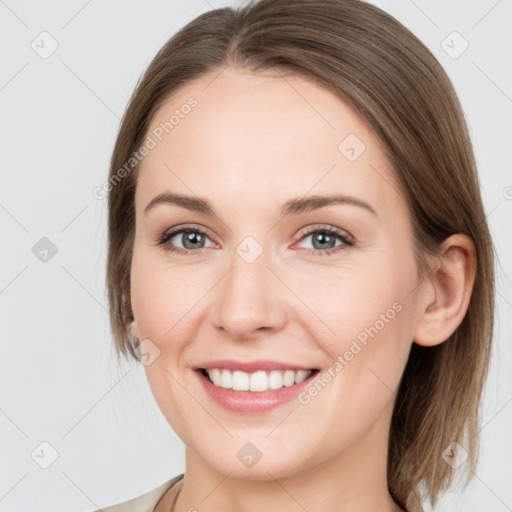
[[173, 406, 406, 512]]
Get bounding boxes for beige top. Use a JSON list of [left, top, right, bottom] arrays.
[[97, 473, 184, 512]]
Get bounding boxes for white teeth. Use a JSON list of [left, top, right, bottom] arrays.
[[220, 369, 231, 388], [204, 368, 313, 392], [249, 371, 268, 392], [233, 370, 249, 391], [283, 370, 296, 387], [268, 370, 283, 390]]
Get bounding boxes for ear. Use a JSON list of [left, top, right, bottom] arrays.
[[413, 234, 476, 347], [128, 319, 140, 341]]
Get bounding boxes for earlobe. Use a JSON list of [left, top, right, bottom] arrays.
[[128, 319, 140, 340], [413, 234, 476, 348]]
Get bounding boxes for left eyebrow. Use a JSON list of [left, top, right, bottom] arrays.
[[279, 194, 378, 217], [143, 192, 377, 217]]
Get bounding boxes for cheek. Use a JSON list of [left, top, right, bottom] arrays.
[[130, 247, 194, 339], [289, 266, 396, 337], [288, 256, 415, 379], [130, 269, 169, 339], [130, 250, 217, 382], [291, 271, 414, 437]]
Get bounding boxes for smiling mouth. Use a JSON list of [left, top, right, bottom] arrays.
[[198, 367, 320, 392]]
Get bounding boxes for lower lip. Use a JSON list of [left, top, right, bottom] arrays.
[[195, 369, 319, 414]]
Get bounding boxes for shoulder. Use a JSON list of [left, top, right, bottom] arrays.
[[96, 473, 184, 512]]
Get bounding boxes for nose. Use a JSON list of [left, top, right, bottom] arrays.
[[211, 248, 288, 341]]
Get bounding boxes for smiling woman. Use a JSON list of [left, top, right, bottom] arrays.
[[102, 0, 495, 511]]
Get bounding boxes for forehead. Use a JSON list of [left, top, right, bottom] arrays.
[[136, 67, 404, 220]]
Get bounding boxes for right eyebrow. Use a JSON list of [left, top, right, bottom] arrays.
[[144, 192, 215, 216]]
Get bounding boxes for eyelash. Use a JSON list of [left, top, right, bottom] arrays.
[[154, 223, 354, 257]]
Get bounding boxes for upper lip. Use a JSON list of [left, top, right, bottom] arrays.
[[193, 359, 318, 373]]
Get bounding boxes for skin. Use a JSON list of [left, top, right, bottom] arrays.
[[129, 67, 476, 512]]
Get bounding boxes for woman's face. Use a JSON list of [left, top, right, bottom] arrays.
[[130, 67, 423, 479]]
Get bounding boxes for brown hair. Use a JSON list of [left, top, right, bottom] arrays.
[[105, 0, 496, 509]]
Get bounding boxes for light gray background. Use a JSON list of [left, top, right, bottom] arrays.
[[0, 1, 510, 511]]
